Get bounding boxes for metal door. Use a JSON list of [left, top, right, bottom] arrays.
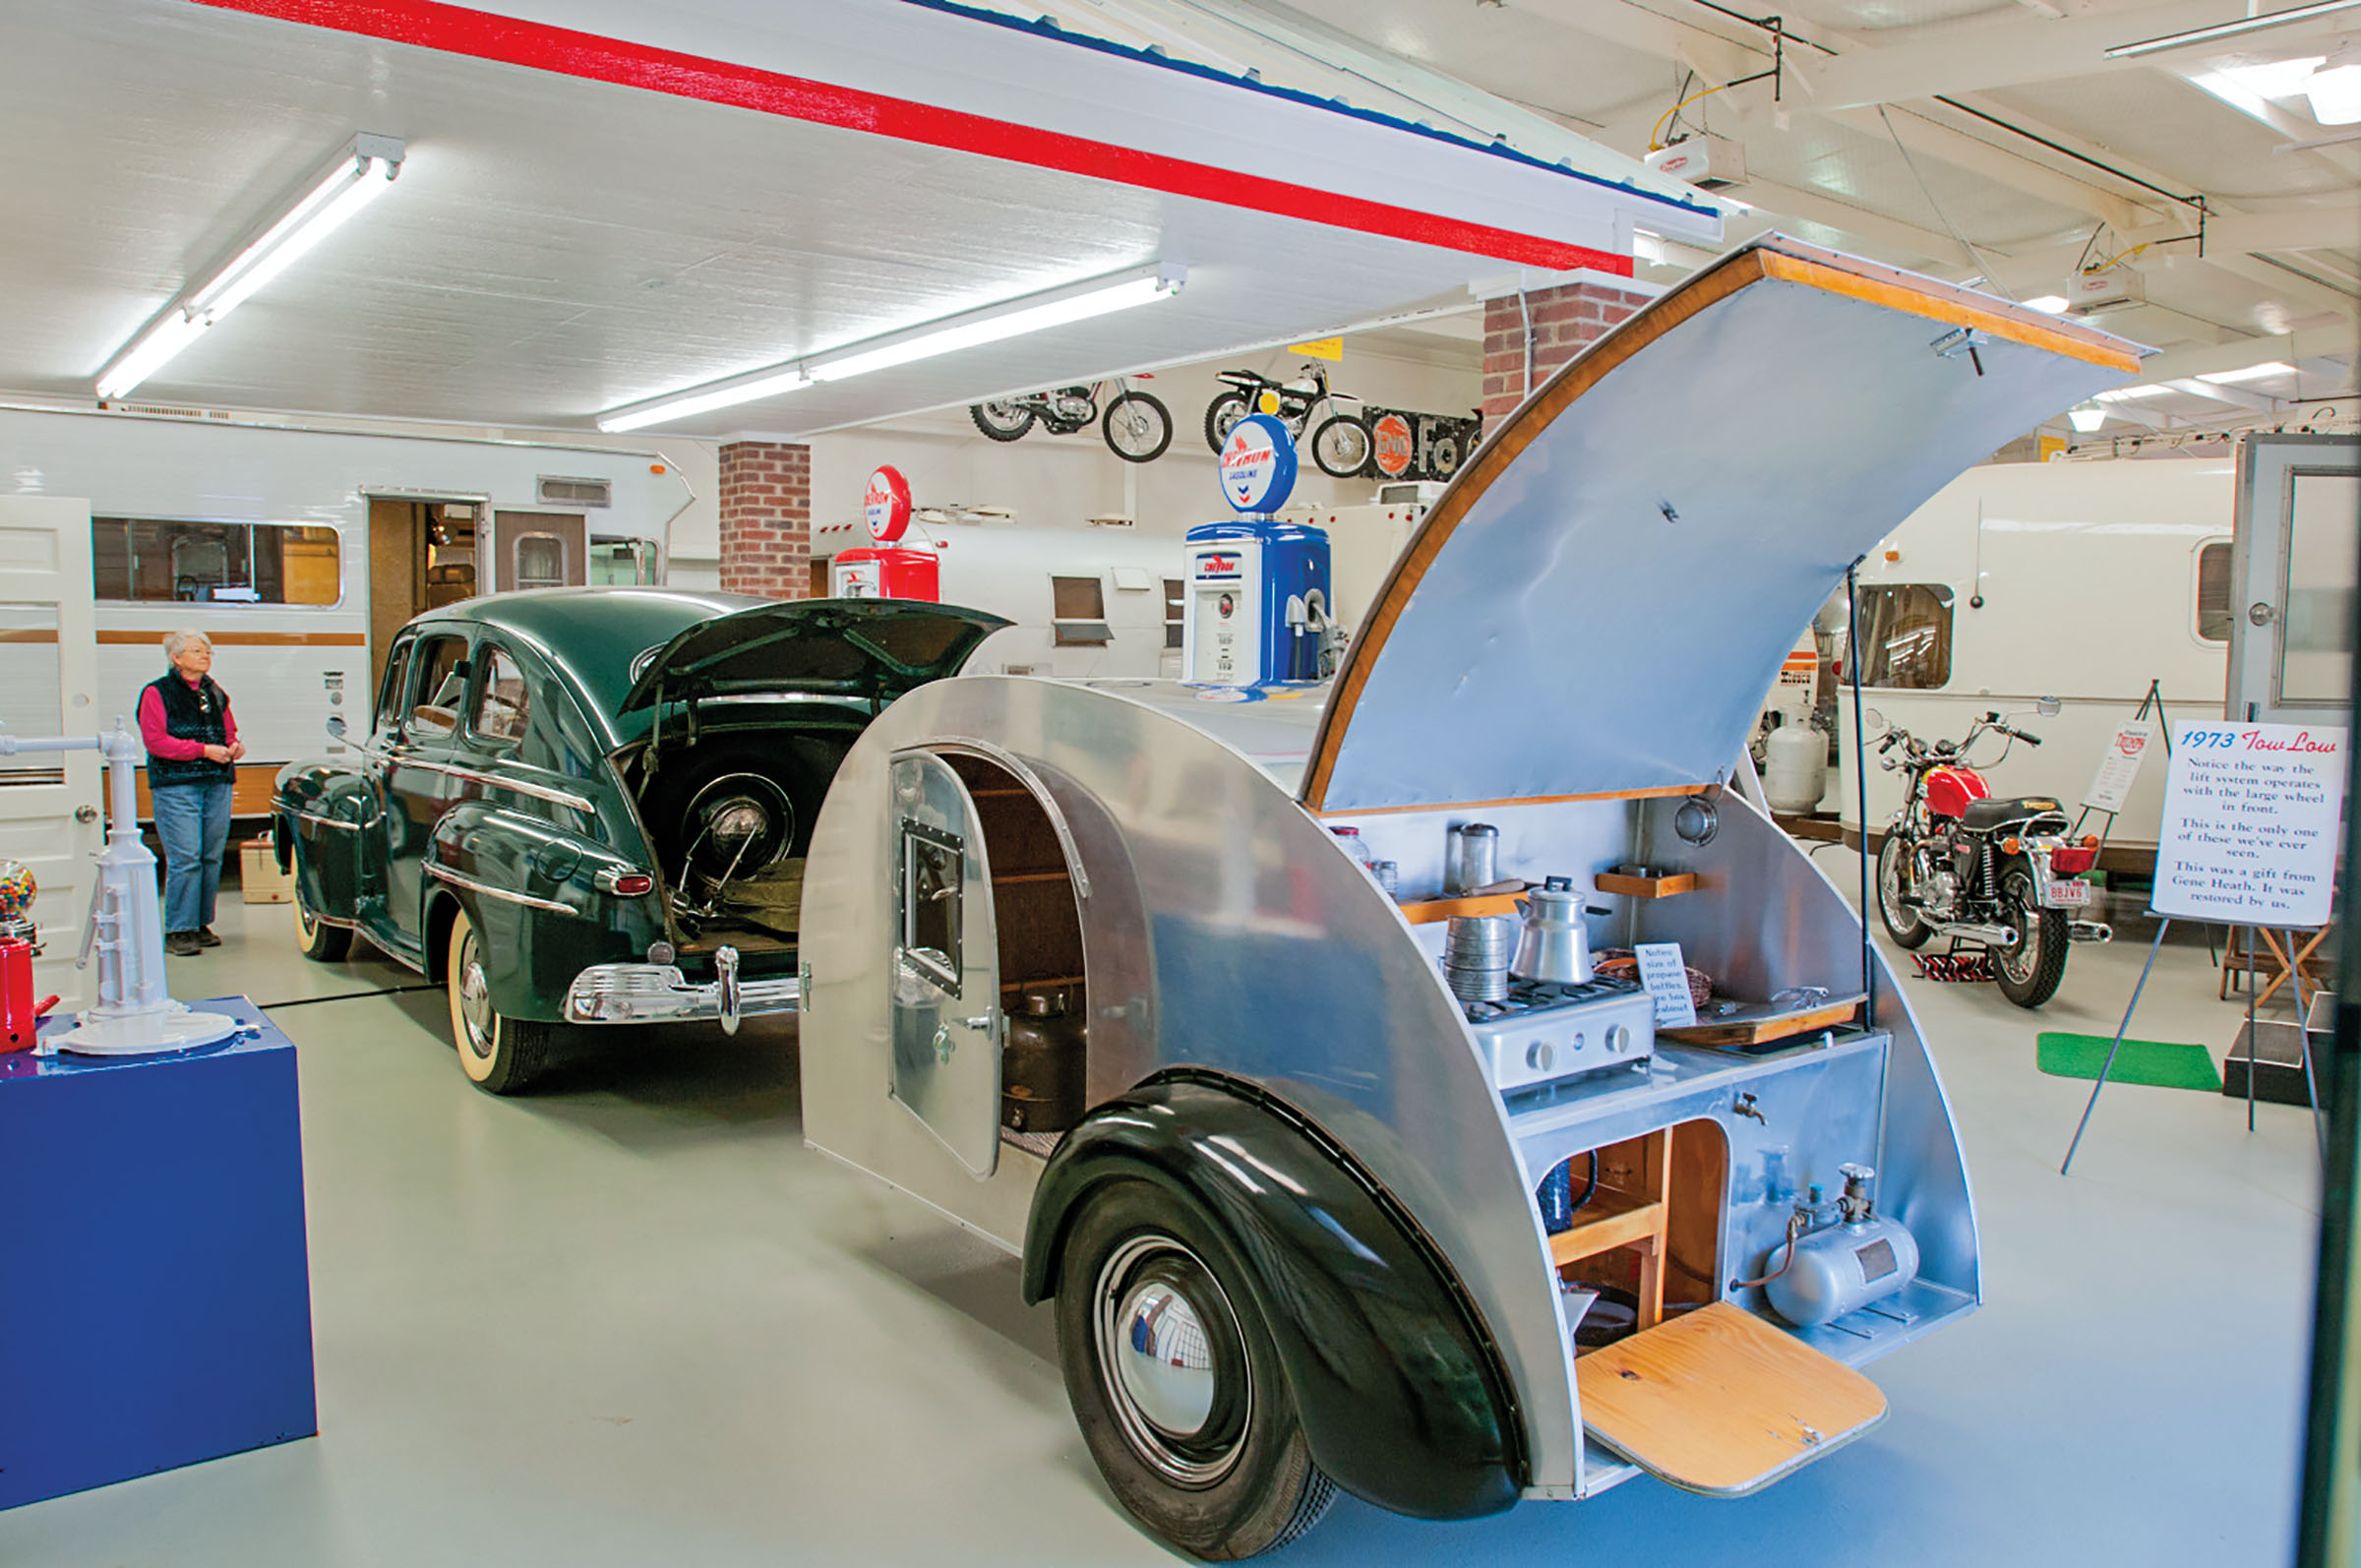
[[2230, 434, 2358, 727], [886, 751, 1002, 1177], [0, 498, 105, 1011]]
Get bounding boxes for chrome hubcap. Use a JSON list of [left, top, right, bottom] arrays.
[[457, 932, 495, 1058], [1095, 1236, 1247, 1487]]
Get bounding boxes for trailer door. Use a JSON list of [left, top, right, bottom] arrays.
[[886, 751, 1003, 1177], [0, 498, 106, 1012], [2230, 434, 2357, 728]]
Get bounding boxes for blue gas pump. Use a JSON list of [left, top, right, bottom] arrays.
[[1183, 415, 1337, 686]]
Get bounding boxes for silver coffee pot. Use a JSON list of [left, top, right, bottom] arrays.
[[1511, 875, 1594, 985]]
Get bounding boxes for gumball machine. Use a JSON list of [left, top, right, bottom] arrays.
[[0, 859, 57, 1053]]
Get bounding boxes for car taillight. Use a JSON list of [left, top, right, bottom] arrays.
[[610, 874, 654, 897]]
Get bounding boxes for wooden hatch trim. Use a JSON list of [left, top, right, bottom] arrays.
[[1296, 236, 2141, 814]]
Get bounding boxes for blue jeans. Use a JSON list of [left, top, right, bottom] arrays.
[[154, 780, 233, 934]]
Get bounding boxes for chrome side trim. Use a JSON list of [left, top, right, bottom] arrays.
[[406, 757, 596, 814], [294, 809, 364, 832], [564, 946, 800, 1027], [424, 861, 575, 916]]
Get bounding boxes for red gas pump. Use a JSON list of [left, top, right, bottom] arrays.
[[832, 465, 941, 601]]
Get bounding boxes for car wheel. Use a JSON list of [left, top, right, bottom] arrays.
[[1993, 869, 2068, 1009], [292, 886, 352, 962], [1056, 1180, 1335, 1560], [446, 906, 551, 1094], [1876, 834, 1933, 950]]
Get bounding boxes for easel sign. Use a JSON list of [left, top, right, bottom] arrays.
[[2151, 721, 2345, 930], [2081, 718, 2156, 815]]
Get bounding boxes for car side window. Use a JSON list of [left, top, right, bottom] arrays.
[[373, 637, 415, 738], [471, 646, 529, 745], [407, 634, 470, 742]]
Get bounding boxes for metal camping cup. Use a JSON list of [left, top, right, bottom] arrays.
[[1443, 822, 1499, 895], [1511, 876, 1594, 985]]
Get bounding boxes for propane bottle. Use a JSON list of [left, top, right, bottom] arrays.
[[1764, 1164, 1921, 1327]]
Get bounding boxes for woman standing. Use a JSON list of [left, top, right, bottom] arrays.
[[139, 631, 244, 957]]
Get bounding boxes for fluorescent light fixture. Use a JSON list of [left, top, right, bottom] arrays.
[[2200, 360, 2299, 385], [96, 135, 405, 401], [2094, 384, 2174, 401], [2023, 294, 2072, 314], [2067, 404, 2107, 433], [2105, 0, 2361, 59], [2210, 55, 2329, 100], [2307, 52, 2361, 121], [597, 263, 1184, 432]]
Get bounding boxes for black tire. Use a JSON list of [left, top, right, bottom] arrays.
[[1309, 414, 1371, 477], [1102, 392, 1174, 463], [1204, 392, 1251, 453], [971, 400, 1036, 442], [292, 885, 352, 962], [1876, 833, 1933, 950], [446, 906, 552, 1094], [1994, 868, 2068, 1008], [1056, 1180, 1336, 1560]]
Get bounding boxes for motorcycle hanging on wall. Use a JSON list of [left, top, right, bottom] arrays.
[[969, 377, 1174, 463], [1202, 364, 1374, 479], [1874, 711, 2110, 1007]]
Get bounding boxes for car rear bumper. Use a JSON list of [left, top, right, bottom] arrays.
[[563, 946, 798, 1035]]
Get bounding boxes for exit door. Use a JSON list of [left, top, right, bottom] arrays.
[[0, 498, 107, 1012], [2229, 434, 2357, 727], [887, 752, 1003, 1177]]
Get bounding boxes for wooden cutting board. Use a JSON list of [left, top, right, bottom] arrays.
[[1577, 1301, 1887, 1496]]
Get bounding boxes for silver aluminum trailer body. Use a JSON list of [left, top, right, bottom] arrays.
[[798, 235, 2144, 1551]]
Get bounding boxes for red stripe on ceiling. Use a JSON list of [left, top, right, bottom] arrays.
[[182, 0, 1632, 274]]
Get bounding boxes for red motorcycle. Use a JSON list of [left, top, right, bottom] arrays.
[[1873, 712, 2110, 1007]]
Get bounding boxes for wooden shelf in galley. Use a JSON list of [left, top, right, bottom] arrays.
[[1397, 892, 1525, 925], [1594, 871, 1699, 899]]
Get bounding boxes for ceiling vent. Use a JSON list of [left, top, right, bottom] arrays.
[[537, 474, 613, 508], [104, 401, 229, 421], [1644, 134, 1748, 192]]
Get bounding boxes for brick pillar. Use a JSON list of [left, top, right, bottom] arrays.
[[1480, 278, 1654, 424], [717, 440, 811, 599]]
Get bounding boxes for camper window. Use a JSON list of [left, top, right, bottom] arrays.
[[92, 518, 339, 606], [514, 533, 569, 592], [900, 822, 964, 994], [2195, 542, 2234, 642], [1855, 584, 1953, 690], [1164, 577, 1184, 650], [1051, 574, 1113, 647]]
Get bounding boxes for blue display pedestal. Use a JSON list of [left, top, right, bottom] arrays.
[[1, 996, 317, 1510]]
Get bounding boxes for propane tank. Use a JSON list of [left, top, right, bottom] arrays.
[[1762, 721, 1827, 814], [1765, 1163, 1920, 1327]]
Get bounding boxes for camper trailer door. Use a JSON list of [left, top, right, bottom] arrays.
[[887, 752, 1004, 1177], [2231, 434, 2357, 728]]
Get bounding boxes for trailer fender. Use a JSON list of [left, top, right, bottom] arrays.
[[1022, 1072, 1524, 1521]]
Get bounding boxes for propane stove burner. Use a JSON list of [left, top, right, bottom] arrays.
[[1463, 974, 1642, 1023]]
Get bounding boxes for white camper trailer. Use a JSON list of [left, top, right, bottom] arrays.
[[0, 406, 692, 816], [814, 512, 1186, 678], [1836, 456, 2234, 866]]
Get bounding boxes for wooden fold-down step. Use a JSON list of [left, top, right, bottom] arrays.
[[1576, 1301, 1887, 1496]]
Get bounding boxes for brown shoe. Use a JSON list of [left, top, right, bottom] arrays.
[[195, 927, 221, 947], [165, 932, 203, 957]]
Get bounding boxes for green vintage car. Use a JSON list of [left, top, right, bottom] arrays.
[[273, 588, 1007, 1092]]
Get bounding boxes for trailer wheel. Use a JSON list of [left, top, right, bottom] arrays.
[[1993, 868, 2067, 1008], [1056, 1180, 1335, 1560], [292, 887, 351, 962], [1876, 834, 1932, 950], [446, 907, 551, 1094]]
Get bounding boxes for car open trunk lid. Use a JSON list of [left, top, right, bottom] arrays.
[[618, 599, 1011, 715], [1297, 234, 2146, 814]]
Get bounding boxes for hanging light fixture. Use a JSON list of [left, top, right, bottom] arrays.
[[96, 135, 407, 401], [2067, 404, 2107, 433]]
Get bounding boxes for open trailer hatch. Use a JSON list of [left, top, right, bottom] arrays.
[[1576, 1301, 1888, 1496]]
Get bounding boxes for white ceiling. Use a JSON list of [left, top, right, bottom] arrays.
[[0, 0, 2350, 445]]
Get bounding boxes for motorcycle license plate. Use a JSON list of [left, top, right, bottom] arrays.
[[2043, 878, 2091, 909]]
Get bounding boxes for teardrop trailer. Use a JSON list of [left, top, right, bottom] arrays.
[[795, 238, 2144, 1558]]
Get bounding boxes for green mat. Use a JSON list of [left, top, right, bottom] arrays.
[[2036, 1032, 2222, 1092]]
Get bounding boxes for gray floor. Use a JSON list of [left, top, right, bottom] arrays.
[[0, 888, 2326, 1566]]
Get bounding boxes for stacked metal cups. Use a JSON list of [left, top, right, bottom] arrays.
[[1441, 913, 1515, 1002]]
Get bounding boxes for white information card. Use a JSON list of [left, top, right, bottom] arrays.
[[2081, 718, 2157, 814], [1634, 941, 1699, 1029], [2152, 721, 2346, 929]]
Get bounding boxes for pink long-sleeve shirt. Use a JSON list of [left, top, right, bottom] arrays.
[[138, 678, 239, 762]]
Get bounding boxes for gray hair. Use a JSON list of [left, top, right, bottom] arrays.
[[162, 630, 213, 661]]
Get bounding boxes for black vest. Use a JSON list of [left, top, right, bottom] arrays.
[[146, 671, 233, 788]]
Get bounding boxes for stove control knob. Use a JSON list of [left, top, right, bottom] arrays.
[[1526, 1039, 1554, 1073], [1604, 1024, 1630, 1054]]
